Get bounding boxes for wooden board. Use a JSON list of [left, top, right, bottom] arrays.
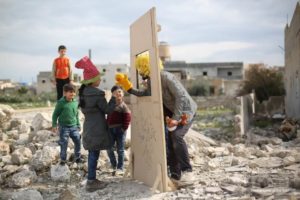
[[129, 7, 168, 192]]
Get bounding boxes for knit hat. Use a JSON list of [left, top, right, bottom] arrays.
[[75, 56, 100, 85]]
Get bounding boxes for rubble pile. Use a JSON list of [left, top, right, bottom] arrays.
[[1, 105, 300, 199]]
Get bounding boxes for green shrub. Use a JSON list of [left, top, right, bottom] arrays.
[[237, 64, 285, 102]]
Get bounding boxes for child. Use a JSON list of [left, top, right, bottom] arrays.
[[75, 56, 116, 192], [106, 85, 131, 175], [52, 45, 73, 100], [52, 83, 81, 166]]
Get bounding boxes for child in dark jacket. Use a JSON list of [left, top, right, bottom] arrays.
[[75, 56, 117, 192], [106, 85, 131, 176]]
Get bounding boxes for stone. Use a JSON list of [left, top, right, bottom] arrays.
[[31, 113, 52, 131], [32, 130, 53, 143], [205, 187, 222, 194], [50, 164, 71, 182], [31, 146, 59, 171], [0, 141, 10, 156], [15, 133, 30, 145], [11, 147, 32, 165], [58, 188, 79, 200], [0, 104, 14, 127], [10, 169, 37, 188], [283, 156, 296, 166], [11, 189, 43, 200], [1, 155, 12, 165], [250, 157, 283, 168], [10, 119, 30, 134]]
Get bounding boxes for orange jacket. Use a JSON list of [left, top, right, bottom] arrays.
[[53, 57, 71, 79]]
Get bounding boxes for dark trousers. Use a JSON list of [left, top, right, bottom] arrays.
[[88, 150, 100, 180], [106, 127, 126, 170], [56, 78, 70, 100], [167, 121, 193, 180]]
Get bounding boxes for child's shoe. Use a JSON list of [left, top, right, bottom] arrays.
[[75, 157, 83, 164], [60, 160, 67, 166], [115, 169, 124, 176], [86, 179, 107, 192]]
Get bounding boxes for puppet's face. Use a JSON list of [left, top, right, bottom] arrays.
[[135, 54, 163, 78]]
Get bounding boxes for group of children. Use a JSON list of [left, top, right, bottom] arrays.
[[51, 46, 131, 192]]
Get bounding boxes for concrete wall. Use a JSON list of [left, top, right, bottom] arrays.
[[164, 61, 243, 80], [36, 72, 55, 94], [241, 94, 253, 136], [285, 2, 300, 119], [96, 63, 129, 91], [222, 79, 242, 96]]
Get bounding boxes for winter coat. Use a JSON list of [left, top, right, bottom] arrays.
[[80, 86, 116, 151]]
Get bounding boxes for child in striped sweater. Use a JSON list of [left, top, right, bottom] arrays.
[[106, 85, 131, 175]]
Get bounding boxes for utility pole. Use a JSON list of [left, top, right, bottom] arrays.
[[88, 49, 92, 60]]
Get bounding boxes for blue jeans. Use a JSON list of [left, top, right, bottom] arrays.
[[106, 127, 126, 170], [88, 150, 100, 180], [58, 126, 81, 161]]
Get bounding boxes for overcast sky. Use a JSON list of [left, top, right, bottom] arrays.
[[0, 0, 298, 83]]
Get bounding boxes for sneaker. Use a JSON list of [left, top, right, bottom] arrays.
[[115, 169, 124, 176], [86, 179, 108, 192], [60, 160, 67, 166], [180, 171, 195, 183], [171, 171, 195, 188], [75, 157, 83, 163]]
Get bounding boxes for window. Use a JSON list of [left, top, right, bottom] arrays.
[[42, 80, 46, 83], [103, 69, 106, 73], [227, 71, 232, 76], [116, 68, 122, 72], [203, 71, 207, 76], [102, 79, 106, 83]]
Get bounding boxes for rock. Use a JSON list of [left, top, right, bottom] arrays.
[[0, 141, 10, 156], [11, 189, 43, 200], [32, 130, 53, 143], [283, 156, 296, 166], [0, 132, 8, 141], [250, 157, 283, 168], [10, 169, 37, 188], [31, 146, 59, 171], [10, 119, 30, 134], [15, 133, 30, 145], [226, 174, 248, 186], [205, 187, 222, 194], [0, 104, 14, 128], [249, 176, 271, 188], [251, 187, 290, 198], [58, 188, 79, 200], [289, 178, 300, 189], [2, 155, 12, 165], [233, 144, 249, 157], [185, 129, 217, 147], [50, 164, 71, 182], [6, 130, 19, 140], [11, 147, 32, 165], [3, 164, 19, 174], [279, 119, 297, 141], [31, 113, 52, 131]]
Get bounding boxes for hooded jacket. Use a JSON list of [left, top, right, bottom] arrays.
[[80, 86, 116, 150]]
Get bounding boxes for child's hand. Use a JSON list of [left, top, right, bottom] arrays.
[[52, 127, 58, 134]]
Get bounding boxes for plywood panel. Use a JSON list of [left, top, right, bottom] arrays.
[[129, 7, 168, 192]]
